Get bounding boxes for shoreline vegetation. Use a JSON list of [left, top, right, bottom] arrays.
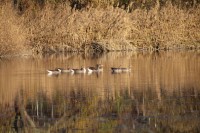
[[0, 0, 200, 56]]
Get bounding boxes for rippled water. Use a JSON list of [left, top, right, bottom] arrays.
[[0, 51, 200, 132]]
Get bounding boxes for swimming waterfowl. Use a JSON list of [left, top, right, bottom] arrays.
[[71, 67, 86, 74], [87, 64, 103, 73], [47, 68, 62, 75], [111, 67, 131, 73], [58, 68, 73, 73], [111, 68, 122, 73]]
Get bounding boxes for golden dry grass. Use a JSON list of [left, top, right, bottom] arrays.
[[129, 3, 200, 50], [24, 5, 135, 53], [0, 2, 200, 56], [0, 3, 27, 56]]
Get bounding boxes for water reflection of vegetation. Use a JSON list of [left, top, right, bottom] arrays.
[[0, 87, 199, 132]]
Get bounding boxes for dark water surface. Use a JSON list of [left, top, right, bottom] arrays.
[[0, 51, 200, 133]]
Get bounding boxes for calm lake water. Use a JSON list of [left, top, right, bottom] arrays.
[[0, 51, 200, 133]]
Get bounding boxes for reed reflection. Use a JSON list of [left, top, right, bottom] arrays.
[[1, 86, 199, 132]]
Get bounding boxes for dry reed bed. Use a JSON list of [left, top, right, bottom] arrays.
[[0, 3, 200, 56], [0, 4, 26, 56], [23, 5, 134, 53], [129, 4, 200, 50]]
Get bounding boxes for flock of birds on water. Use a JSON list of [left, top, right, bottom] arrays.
[[47, 64, 131, 75]]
